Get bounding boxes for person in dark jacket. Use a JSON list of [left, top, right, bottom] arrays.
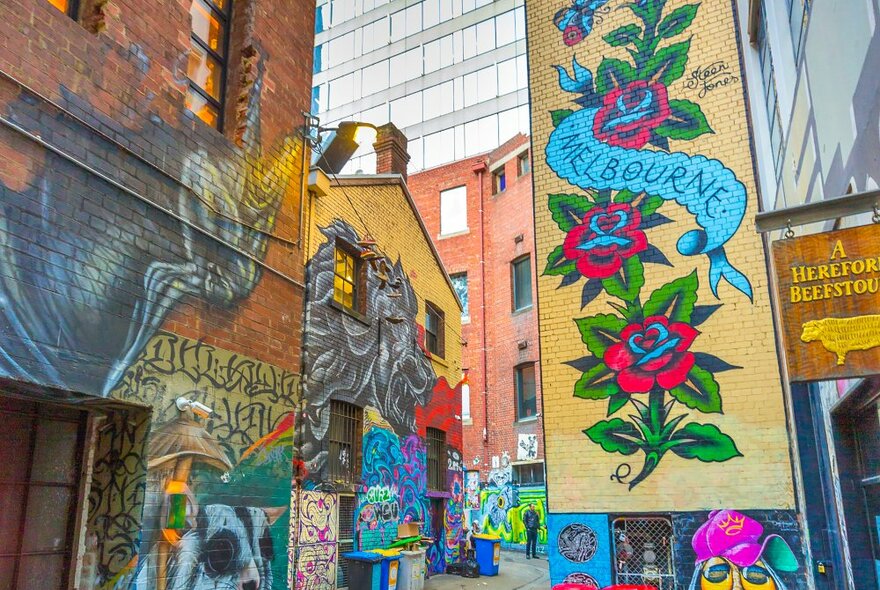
[[523, 503, 542, 559]]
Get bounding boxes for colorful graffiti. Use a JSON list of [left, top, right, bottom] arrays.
[[464, 471, 481, 510], [548, 514, 613, 587], [543, 0, 749, 488], [479, 485, 548, 547], [553, 0, 611, 46], [686, 510, 799, 590], [296, 491, 338, 590], [83, 331, 298, 590]]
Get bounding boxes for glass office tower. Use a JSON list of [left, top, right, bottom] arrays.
[[312, 0, 529, 173]]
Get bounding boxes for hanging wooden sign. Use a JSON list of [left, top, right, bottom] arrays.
[[772, 223, 880, 382]]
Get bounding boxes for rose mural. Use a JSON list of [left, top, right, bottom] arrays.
[[543, 0, 750, 488]]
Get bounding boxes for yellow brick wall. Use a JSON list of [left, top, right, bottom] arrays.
[[307, 180, 463, 385], [527, 0, 795, 511]]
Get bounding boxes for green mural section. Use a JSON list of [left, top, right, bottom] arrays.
[[479, 485, 548, 546], [83, 331, 298, 590]]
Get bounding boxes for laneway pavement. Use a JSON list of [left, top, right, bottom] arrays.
[[426, 551, 550, 590]]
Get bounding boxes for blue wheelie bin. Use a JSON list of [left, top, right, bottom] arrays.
[[342, 551, 385, 589], [373, 548, 402, 590], [472, 534, 501, 576]]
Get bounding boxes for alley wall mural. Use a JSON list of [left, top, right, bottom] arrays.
[[526, 0, 806, 586], [302, 214, 464, 578], [0, 47, 304, 590]]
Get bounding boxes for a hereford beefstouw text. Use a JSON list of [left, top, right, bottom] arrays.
[[789, 239, 880, 303]]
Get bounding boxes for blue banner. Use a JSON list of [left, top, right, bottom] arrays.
[[546, 107, 752, 299]]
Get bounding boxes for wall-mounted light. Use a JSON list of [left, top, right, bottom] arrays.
[[309, 121, 379, 174]]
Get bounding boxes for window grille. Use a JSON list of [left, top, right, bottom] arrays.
[[0, 397, 87, 590], [612, 517, 675, 590], [336, 494, 356, 588], [426, 427, 446, 491], [327, 401, 363, 484]]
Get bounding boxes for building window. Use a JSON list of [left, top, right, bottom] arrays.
[[424, 302, 445, 357], [493, 168, 506, 194], [515, 363, 537, 420], [47, 0, 78, 17], [511, 255, 533, 311], [517, 151, 530, 176], [327, 400, 363, 484], [786, 0, 811, 61], [513, 462, 544, 486], [186, 0, 231, 129], [450, 272, 469, 320], [754, 2, 784, 177], [333, 243, 364, 314], [612, 517, 675, 590], [461, 372, 471, 420], [426, 427, 446, 491], [440, 186, 467, 236], [0, 397, 87, 590]]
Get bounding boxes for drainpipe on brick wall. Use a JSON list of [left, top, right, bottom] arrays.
[[473, 160, 490, 444]]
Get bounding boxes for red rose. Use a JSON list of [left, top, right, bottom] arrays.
[[604, 316, 698, 393], [593, 80, 671, 149], [562, 203, 647, 279]]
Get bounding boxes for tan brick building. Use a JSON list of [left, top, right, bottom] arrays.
[[526, 0, 808, 587]]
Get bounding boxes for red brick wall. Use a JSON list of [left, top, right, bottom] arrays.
[[408, 135, 545, 478], [0, 0, 313, 376]]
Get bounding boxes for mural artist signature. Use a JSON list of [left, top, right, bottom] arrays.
[[686, 61, 739, 98]]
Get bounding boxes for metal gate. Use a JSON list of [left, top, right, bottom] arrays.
[[336, 494, 356, 588], [611, 517, 675, 590]]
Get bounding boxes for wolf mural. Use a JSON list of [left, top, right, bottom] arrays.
[[301, 220, 437, 474]]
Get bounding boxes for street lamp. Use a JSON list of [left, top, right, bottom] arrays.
[[310, 120, 379, 174]]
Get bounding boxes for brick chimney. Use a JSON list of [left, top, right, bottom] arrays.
[[372, 123, 410, 181]]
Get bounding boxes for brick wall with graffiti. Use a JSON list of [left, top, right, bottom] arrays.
[[0, 1, 313, 589], [526, 0, 807, 587], [301, 177, 464, 582]]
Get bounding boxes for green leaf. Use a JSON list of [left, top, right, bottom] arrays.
[[655, 99, 713, 141], [669, 365, 722, 413], [643, 271, 698, 322], [574, 364, 620, 400], [603, 24, 642, 47], [607, 390, 631, 416], [548, 193, 593, 232], [613, 189, 640, 204], [639, 194, 664, 217], [544, 245, 578, 277], [657, 4, 699, 39], [596, 58, 637, 94], [665, 422, 742, 462], [643, 39, 691, 85], [584, 418, 643, 455], [574, 313, 627, 357], [602, 256, 645, 302], [551, 109, 574, 127]]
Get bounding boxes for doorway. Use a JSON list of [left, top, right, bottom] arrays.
[[0, 395, 87, 589]]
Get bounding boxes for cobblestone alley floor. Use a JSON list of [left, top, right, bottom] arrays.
[[425, 551, 550, 590]]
